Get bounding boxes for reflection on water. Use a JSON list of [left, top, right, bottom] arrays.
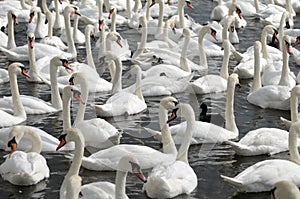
[[0, 0, 299, 198]]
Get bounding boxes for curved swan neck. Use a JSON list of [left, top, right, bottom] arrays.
[[85, 27, 96, 69], [50, 60, 62, 110], [278, 41, 290, 87], [220, 40, 230, 80], [9, 68, 25, 118], [7, 12, 16, 49], [261, 28, 269, 59], [64, 7, 77, 57], [177, 104, 195, 164], [134, 66, 144, 101], [225, 76, 238, 134], [290, 87, 300, 123], [42, 0, 50, 14], [20, 0, 31, 9], [133, 0, 141, 12], [289, 123, 300, 165], [22, 127, 42, 153], [115, 171, 128, 199], [198, 26, 209, 68], [222, 16, 234, 41], [180, 30, 191, 72], [252, 41, 262, 91], [111, 57, 122, 94], [73, 75, 89, 125]]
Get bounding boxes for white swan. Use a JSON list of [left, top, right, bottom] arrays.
[[270, 181, 300, 199], [28, 6, 47, 39], [0, 125, 74, 152], [220, 121, 300, 192], [210, 0, 229, 20], [143, 103, 197, 198], [6, 10, 17, 49], [220, 2, 247, 29], [69, 72, 121, 153], [191, 39, 231, 94], [0, 55, 73, 115], [168, 0, 194, 29], [247, 37, 292, 110], [93, 55, 147, 117], [0, 63, 30, 128], [73, 96, 180, 171], [40, 11, 68, 50], [0, 126, 49, 185], [56, 128, 147, 199]]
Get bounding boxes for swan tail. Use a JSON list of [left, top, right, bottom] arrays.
[[143, 127, 162, 141], [225, 140, 249, 154], [0, 47, 18, 57], [220, 175, 243, 187], [280, 117, 292, 129]]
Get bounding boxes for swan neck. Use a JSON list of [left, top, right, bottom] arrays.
[[198, 28, 208, 68], [85, 29, 96, 69], [254, 0, 259, 11], [178, 1, 185, 28], [111, 11, 116, 32], [127, 0, 132, 18], [74, 77, 88, 125], [54, 0, 61, 28], [157, 1, 164, 34], [62, 93, 72, 130], [146, 0, 151, 21], [50, 61, 62, 110], [20, 0, 30, 9], [261, 30, 269, 59], [115, 171, 127, 199], [112, 58, 122, 94], [67, 135, 84, 177], [134, 67, 144, 101], [7, 12, 16, 49], [42, 0, 50, 14], [9, 69, 25, 117], [24, 128, 42, 153], [28, 42, 39, 80], [290, 89, 299, 123], [47, 13, 53, 37], [73, 15, 79, 38], [36, 11, 43, 34], [225, 77, 238, 134], [289, 126, 300, 165], [132, 21, 147, 59], [133, 0, 141, 12], [279, 13, 286, 51], [220, 41, 230, 80], [252, 44, 262, 91], [278, 44, 290, 86], [64, 9, 77, 57], [177, 104, 195, 164], [97, 0, 103, 17]]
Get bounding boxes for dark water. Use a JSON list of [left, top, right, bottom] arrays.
[[0, 0, 299, 198]]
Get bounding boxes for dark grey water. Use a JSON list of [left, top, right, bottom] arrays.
[[0, 0, 299, 198]]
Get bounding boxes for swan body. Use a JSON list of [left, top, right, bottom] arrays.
[[210, 0, 229, 20], [0, 125, 50, 185], [0, 63, 30, 128], [220, 121, 300, 192]]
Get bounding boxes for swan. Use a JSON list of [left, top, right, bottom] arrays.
[[0, 126, 49, 185], [270, 181, 300, 199], [143, 103, 197, 198], [92, 55, 147, 117], [70, 96, 180, 171], [190, 39, 231, 94], [0, 55, 73, 115], [220, 121, 300, 192], [52, 0, 65, 30], [27, 32, 43, 83], [210, 0, 229, 20], [247, 38, 292, 110], [61, 6, 85, 44], [56, 128, 147, 199], [220, 2, 247, 29], [40, 11, 68, 50], [69, 72, 121, 153], [168, 0, 194, 29], [233, 25, 279, 79], [28, 6, 47, 39], [0, 63, 30, 128]]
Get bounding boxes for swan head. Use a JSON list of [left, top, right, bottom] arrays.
[[62, 85, 85, 106], [27, 32, 35, 48], [138, 15, 147, 29], [283, 35, 292, 55], [7, 126, 25, 152], [51, 55, 73, 71], [108, 7, 117, 19], [117, 156, 147, 183], [228, 73, 241, 88], [98, 18, 105, 31], [229, 3, 242, 19], [292, 36, 300, 47], [270, 181, 300, 199], [29, 7, 41, 23], [106, 32, 123, 48], [8, 10, 18, 25], [149, 0, 156, 8], [64, 5, 81, 17], [8, 62, 31, 78], [56, 128, 85, 151], [185, 0, 193, 8], [167, 103, 194, 124], [160, 96, 179, 110], [182, 28, 191, 38]]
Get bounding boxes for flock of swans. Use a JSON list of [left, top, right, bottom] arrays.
[[1, 0, 300, 198]]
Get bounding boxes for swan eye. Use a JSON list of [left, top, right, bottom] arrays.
[[285, 40, 290, 46], [28, 36, 34, 42], [236, 7, 241, 14], [30, 12, 34, 17], [173, 101, 179, 106], [12, 14, 17, 19], [273, 29, 278, 35]]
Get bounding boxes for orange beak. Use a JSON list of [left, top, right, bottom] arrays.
[[10, 143, 17, 153], [186, 2, 193, 8], [63, 62, 73, 71], [56, 139, 66, 151], [29, 13, 34, 23], [21, 68, 31, 78]]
